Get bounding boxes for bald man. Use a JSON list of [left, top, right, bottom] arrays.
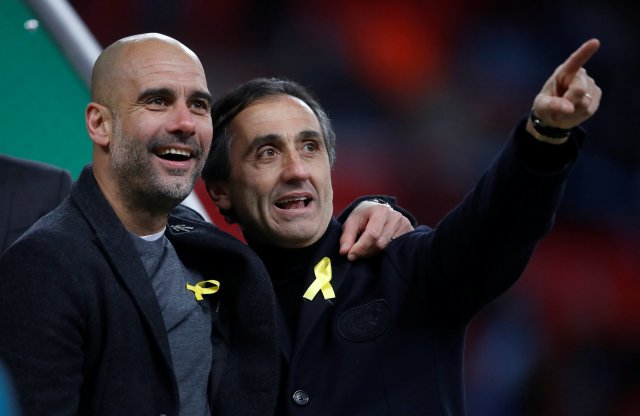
[[0, 33, 412, 416]]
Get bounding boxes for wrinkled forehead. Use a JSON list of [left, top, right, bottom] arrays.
[[231, 95, 320, 137], [117, 39, 209, 97]]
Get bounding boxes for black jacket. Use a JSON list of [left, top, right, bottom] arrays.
[[276, 123, 584, 415], [0, 166, 280, 415]]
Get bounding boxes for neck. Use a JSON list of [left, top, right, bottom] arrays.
[[248, 225, 334, 339], [116, 204, 169, 236], [93, 170, 172, 236], [248, 230, 329, 283]]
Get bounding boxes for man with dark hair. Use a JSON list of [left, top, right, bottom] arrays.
[[202, 39, 601, 414]]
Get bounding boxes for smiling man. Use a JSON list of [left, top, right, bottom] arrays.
[[0, 33, 277, 416], [202, 39, 602, 415]]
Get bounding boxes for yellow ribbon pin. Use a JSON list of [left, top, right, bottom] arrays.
[[186, 280, 220, 301], [302, 257, 335, 301]]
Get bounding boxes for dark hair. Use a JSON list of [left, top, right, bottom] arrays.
[[202, 77, 336, 184]]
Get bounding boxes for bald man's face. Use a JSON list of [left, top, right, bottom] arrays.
[[105, 39, 212, 208]]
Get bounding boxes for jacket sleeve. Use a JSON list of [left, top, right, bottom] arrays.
[[391, 118, 585, 323], [0, 233, 87, 415]]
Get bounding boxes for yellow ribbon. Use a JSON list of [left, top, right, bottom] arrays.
[[302, 257, 335, 301], [186, 280, 220, 301]]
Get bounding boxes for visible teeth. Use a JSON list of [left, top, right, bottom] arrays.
[[158, 148, 191, 157], [276, 197, 310, 209], [279, 197, 306, 204]]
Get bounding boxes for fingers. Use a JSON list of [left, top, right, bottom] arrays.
[[552, 38, 599, 99], [339, 201, 415, 261], [531, 38, 602, 130], [345, 206, 414, 261], [339, 200, 385, 256], [585, 84, 602, 114], [567, 70, 601, 108], [558, 38, 600, 81], [345, 228, 382, 261], [343, 204, 389, 261], [338, 216, 364, 256]]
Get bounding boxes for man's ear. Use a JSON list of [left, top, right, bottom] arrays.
[[86, 102, 112, 147], [206, 181, 232, 211]]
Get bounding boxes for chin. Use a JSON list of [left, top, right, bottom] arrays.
[[154, 183, 192, 203], [275, 229, 321, 248]]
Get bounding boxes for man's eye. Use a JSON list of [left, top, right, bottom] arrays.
[[303, 142, 319, 152], [147, 97, 167, 107], [192, 100, 210, 112], [257, 147, 277, 159]]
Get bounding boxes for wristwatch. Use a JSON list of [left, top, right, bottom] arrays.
[[529, 110, 572, 139]]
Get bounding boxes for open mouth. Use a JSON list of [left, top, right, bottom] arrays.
[[275, 197, 311, 210], [155, 147, 192, 162]]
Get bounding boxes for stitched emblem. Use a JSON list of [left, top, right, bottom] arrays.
[[338, 299, 390, 342], [170, 224, 194, 233]]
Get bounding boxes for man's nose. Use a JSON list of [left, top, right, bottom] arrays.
[[281, 152, 310, 182], [167, 102, 196, 136]]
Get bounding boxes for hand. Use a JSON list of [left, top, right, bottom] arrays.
[[527, 38, 602, 142], [339, 200, 414, 261]]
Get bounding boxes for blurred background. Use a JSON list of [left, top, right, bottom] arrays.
[[2, 0, 640, 414]]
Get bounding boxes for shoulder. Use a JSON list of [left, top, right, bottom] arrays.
[[1, 155, 72, 200], [170, 203, 206, 223], [11, 199, 87, 248], [1, 155, 71, 179]]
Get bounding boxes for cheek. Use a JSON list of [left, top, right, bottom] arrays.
[[127, 114, 158, 136], [315, 164, 333, 192], [199, 124, 213, 148], [231, 170, 268, 202], [243, 178, 273, 202]]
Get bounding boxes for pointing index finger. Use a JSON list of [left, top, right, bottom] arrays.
[[560, 38, 600, 77]]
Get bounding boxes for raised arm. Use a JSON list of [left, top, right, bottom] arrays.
[[400, 39, 603, 322]]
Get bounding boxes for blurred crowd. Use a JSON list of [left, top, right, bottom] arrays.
[[69, 0, 640, 414]]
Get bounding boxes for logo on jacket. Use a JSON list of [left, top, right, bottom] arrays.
[[170, 224, 194, 233], [338, 299, 390, 342]]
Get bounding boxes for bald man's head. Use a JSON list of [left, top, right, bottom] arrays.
[[84, 32, 212, 233], [90, 33, 201, 108]]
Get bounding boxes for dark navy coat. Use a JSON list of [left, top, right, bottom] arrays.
[[278, 123, 584, 415]]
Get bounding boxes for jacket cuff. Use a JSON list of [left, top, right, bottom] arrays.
[[514, 116, 586, 174]]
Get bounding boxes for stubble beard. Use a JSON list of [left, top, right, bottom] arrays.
[[110, 115, 202, 213]]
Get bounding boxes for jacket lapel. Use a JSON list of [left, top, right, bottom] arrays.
[[71, 166, 174, 372], [165, 209, 281, 408]]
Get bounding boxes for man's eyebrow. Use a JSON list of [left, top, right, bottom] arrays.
[[190, 90, 212, 105], [245, 134, 282, 157], [136, 88, 212, 106], [298, 130, 322, 140], [250, 130, 320, 149], [137, 88, 174, 102]]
